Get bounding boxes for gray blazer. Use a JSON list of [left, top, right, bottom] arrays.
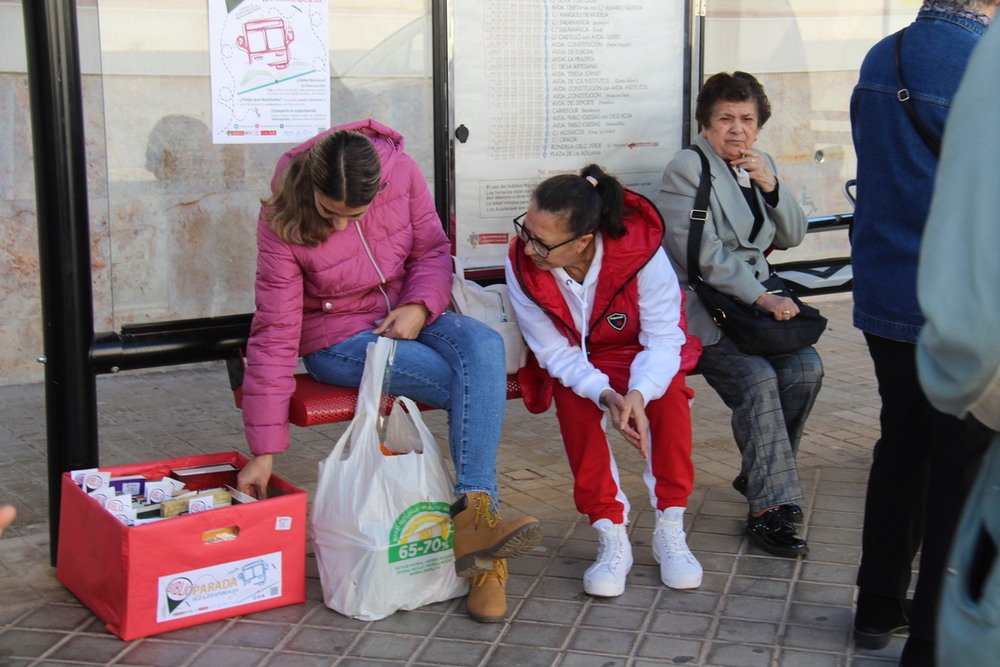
[[654, 134, 807, 345]]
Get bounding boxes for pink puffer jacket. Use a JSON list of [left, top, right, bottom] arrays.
[[242, 120, 452, 455]]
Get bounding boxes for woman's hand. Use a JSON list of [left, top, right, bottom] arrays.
[[374, 303, 430, 340], [731, 149, 777, 193], [237, 454, 274, 500], [755, 292, 800, 321], [600, 389, 649, 458], [0, 505, 16, 537]]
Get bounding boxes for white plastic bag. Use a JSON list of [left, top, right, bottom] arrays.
[[310, 337, 466, 620], [450, 255, 528, 375]]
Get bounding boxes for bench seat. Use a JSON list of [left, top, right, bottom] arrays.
[[234, 372, 524, 427]]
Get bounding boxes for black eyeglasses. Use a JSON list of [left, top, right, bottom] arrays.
[[512, 212, 584, 259]]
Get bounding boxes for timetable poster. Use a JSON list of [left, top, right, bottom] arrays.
[[453, 1, 685, 269], [209, 0, 330, 144]]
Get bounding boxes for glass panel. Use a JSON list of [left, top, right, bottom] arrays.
[[89, 0, 433, 331], [701, 1, 913, 260], [333, 7, 433, 169], [703, 2, 914, 217]]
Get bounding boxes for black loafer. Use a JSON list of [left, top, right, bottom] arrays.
[[779, 503, 803, 523], [745, 508, 809, 557], [854, 594, 911, 650], [733, 475, 804, 524]]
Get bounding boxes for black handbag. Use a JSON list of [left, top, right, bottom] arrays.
[[685, 145, 827, 356]]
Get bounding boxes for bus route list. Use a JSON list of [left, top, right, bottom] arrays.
[[483, 1, 656, 161]]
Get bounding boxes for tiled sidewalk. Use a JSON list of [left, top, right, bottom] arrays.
[[0, 295, 911, 666]]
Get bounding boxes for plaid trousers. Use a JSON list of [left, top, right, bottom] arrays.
[[696, 333, 824, 512]]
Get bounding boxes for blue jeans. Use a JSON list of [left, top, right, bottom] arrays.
[[303, 311, 506, 502]]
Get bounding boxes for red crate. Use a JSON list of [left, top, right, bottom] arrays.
[[56, 451, 306, 640]]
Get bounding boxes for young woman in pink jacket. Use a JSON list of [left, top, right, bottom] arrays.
[[235, 120, 541, 622]]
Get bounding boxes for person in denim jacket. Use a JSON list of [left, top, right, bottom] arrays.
[[850, 2, 998, 663]]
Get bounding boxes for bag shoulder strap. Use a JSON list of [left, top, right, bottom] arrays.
[[685, 145, 712, 286], [449, 255, 470, 313], [894, 28, 941, 157]]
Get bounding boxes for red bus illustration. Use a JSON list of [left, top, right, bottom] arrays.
[[236, 18, 295, 70]]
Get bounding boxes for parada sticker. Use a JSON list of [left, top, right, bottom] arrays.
[[156, 552, 282, 622]]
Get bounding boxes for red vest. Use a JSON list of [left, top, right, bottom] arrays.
[[509, 190, 701, 412], [511, 189, 659, 357]]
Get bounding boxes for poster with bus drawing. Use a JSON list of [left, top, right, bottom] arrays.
[[209, 0, 330, 144]]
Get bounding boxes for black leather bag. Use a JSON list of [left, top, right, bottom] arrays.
[[686, 145, 827, 356], [693, 275, 826, 357]]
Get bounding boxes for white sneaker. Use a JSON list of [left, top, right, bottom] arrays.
[[652, 507, 703, 590], [583, 519, 633, 597]]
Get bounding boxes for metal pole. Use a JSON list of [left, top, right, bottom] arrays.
[[686, 0, 707, 145], [22, 0, 99, 564], [431, 0, 452, 238]]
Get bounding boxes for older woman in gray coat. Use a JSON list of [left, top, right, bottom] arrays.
[[656, 71, 822, 558]]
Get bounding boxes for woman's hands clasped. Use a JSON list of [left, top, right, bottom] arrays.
[[600, 389, 649, 458], [731, 149, 777, 194]]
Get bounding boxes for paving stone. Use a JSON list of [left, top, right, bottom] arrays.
[[281, 626, 358, 655], [565, 627, 638, 655], [712, 618, 780, 644], [726, 576, 791, 600], [0, 629, 70, 659], [635, 634, 705, 662], [799, 561, 859, 586], [734, 555, 800, 580], [187, 646, 268, 667], [578, 605, 646, 631], [14, 604, 97, 631], [787, 601, 854, 630], [116, 639, 201, 667], [350, 632, 424, 660], [414, 638, 490, 666], [782, 623, 852, 653], [704, 642, 773, 667], [793, 581, 857, 606], [776, 648, 844, 667], [720, 596, 786, 622], [485, 644, 560, 667], [557, 653, 628, 667]]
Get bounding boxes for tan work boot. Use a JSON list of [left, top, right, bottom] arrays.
[[467, 559, 508, 623], [450, 491, 542, 577]]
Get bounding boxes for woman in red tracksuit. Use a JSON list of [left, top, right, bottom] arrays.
[[505, 164, 702, 597]]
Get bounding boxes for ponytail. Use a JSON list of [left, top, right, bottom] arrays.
[[580, 164, 626, 239], [531, 164, 626, 239]]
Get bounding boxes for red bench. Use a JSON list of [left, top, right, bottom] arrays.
[[231, 366, 524, 427]]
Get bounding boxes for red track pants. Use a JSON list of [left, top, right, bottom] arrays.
[[552, 368, 695, 525]]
